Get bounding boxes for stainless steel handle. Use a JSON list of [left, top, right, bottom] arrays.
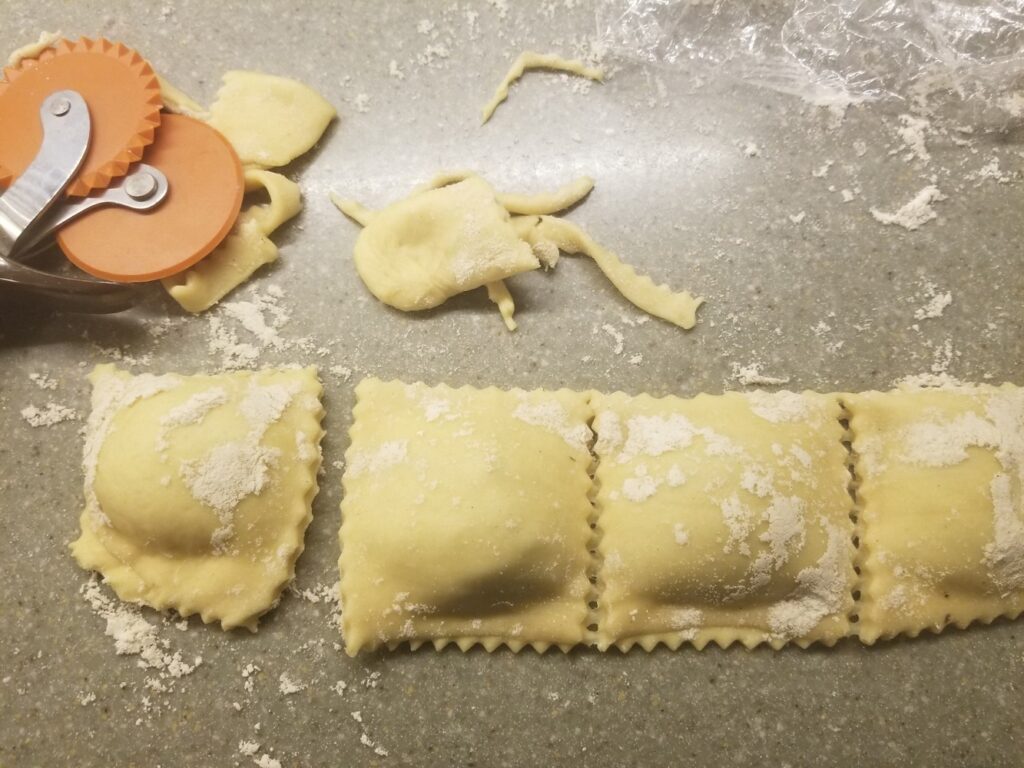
[[11, 164, 170, 260], [0, 254, 135, 313], [0, 90, 90, 258]]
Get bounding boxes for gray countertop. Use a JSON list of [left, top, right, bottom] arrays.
[[1, 2, 1022, 766]]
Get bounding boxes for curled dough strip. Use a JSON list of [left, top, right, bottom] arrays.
[[330, 193, 375, 226], [481, 51, 604, 124], [497, 176, 594, 215], [485, 280, 518, 331], [163, 169, 301, 313], [526, 216, 703, 329]]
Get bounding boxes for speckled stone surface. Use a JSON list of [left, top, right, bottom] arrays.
[[1, 2, 1023, 766]]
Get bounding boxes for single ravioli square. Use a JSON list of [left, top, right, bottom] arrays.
[[592, 391, 855, 651], [848, 386, 1024, 643], [339, 379, 593, 654], [72, 364, 325, 631]]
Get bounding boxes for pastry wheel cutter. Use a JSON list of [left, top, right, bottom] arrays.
[[0, 90, 167, 313], [0, 37, 244, 314]]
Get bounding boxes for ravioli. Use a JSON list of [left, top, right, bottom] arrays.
[[848, 385, 1024, 643], [591, 390, 855, 650], [339, 379, 593, 654], [71, 364, 324, 631]]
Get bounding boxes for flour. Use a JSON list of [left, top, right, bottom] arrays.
[[667, 465, 686, 487], [80, 576, 202, 686], [592, 409, 623, 456], [811, 160, 833, 178], [512, 398, 591, 451], [240, 381, 299, 429], [180, 441, 280, 547], [156, 387, 228, 450], [896, 114, 931, 163], [619, 413, 738, 463], [672, 522, 689, 546], [178, 380, 296, 549], [758, 496, 806, 569], [208, 287, 311, 370], [746, 391, 811, 424], [900, 412, 999, 467], [346, 440, 408, 478], [667, 607, 702, 637], [621, 464, 660, 502], [601, 323, 625, 355], [353, 93, 371, 113], [278, 672, 306, 695], [28, 372, 58, 390], [913, 280, 952, 320], [239, 741, 260, 757], [731, 362, 790, 387], [984, 474, 1024, 592], [721, 495, 753, 556], [767, 522, 848, 641], [20, 402, 78, 427], [359, 732, 389, 757], [970, 156, 1013, 184], [870, 185, 945, 231]]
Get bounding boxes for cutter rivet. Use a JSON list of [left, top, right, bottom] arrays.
[[51, 98, 71, 117], [125, 172, 158, 200]]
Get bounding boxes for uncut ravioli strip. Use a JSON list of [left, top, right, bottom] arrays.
[[592, 390, 855, 650], [848, 385, 1024, 643], [71, 364, 324, 631], [339, 379, 593, 654]]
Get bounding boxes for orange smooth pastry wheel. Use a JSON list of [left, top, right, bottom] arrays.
[[0, 37, 163, 196], [57, 114, 245, 282]]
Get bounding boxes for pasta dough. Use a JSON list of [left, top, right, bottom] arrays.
[[6, 30, 61, 67], [332, 176, 540, 312], [332, 172, 702, 331], [207, 70, 337, 169], [163, 169, 302, 312], [481, 51, 604, 124], [848, 386, 1024, 642], [339, 379, 594, 654], [591, 391, 855, 650], [72, 364, 324, 631], [159, 70, 334, 311]]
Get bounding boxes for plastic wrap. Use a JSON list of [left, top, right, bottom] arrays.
[[597, 0, 1024, 117]]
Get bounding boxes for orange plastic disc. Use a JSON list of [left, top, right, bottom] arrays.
[[0, 38, 162, 196], [57, 114, 244, 283]]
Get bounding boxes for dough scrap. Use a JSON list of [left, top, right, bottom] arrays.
[[156, 75, 208, 118], [163, 169, 302, 313], [481, 51, 604, 124], [208, 70, 336, 169], [332, 172, 702, 331], [592, 390, 855, 650], [848, 385, 1024, 643], [339, 379, 594, 654], [520, 216, 703, 329], [6, 30, 61, 67], [72, 364, 324, 631], [332, 176, 540, 312]]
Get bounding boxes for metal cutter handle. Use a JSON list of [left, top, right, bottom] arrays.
[[0, 90, 136, 313]]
